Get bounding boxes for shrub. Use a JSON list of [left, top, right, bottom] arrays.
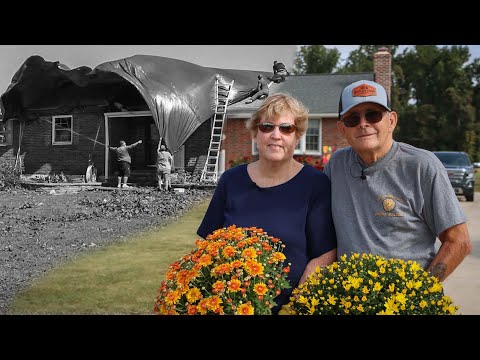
[[228, 155, 254, 168], [0, 161, 21, 189], [294, 155, 323, 170]]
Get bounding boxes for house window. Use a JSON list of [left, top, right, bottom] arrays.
[[252, 118, 322, 155], [0, 120, 13, 146], [305, 119, 320, 152], [52, 115, 73, 145]]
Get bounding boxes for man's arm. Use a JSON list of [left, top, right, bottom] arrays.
[[127, 140, 143, 149], [298, 248, 337, 284], [427, 222, 472, 281]]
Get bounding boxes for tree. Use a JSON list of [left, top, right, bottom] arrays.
[[394, 45, 476, 155], [465, 58, 480, 161], [292, 45, 340, 74], [337, 45, 399, 73]]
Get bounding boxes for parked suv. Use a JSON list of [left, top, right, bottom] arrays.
[[433, 151, 475, 202]]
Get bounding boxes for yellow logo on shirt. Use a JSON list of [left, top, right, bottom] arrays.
[[375, 195, 404, 217]]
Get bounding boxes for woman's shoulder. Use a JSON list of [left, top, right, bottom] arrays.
[[216, 164, 250, 189], [300, 164, 330, 183], [301, 163, 324, 175], [222, 164, 248, 177]]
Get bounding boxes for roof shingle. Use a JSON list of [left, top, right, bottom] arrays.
[[228, 72, 375, 115]]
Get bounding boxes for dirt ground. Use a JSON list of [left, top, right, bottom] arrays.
[[0, 185, 212, 314]]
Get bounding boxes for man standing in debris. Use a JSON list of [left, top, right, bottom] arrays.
[[245, 74, 269, 104], [108, 139, 142, 188], [157, 143, 174, 191]]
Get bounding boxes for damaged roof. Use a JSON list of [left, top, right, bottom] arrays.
[[0, 54, 269, 152]]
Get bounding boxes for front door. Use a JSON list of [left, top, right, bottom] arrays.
[[105, 111, 155, 179]]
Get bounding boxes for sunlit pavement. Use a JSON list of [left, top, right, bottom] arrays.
[[442, 192, 480, 315]]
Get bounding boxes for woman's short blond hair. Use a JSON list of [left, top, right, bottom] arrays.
[[245, 93, 309, 139]]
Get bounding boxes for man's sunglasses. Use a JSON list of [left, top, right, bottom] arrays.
[[341, 110, 387, 128], [257, 122, 297, 134]]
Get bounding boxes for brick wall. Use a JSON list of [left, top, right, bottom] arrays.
[[223, 118, 256, 168], [322, 117, 349, 148], [5, 112, 106, 176], [373, 47, 392, 99]]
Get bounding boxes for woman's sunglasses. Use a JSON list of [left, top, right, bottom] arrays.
[[257, 122, 297, 134], [341, 110, 386, 128]]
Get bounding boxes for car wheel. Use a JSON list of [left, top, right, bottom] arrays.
[[465, 193, 474, 202]]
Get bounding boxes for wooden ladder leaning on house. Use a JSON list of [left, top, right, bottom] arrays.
[[200, 76, 235, 183]]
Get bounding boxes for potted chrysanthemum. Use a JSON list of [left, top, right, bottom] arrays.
[[280, 253, 459, 315], [153, 225, 291, 315]]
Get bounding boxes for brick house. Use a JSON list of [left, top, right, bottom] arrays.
[[0, 48, 391, 183]]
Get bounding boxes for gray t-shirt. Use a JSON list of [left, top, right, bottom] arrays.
[[323, 141, 466, 269], [109, 143, 140, 164]]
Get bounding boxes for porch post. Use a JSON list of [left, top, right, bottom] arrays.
[[104, 114, 109, 180]]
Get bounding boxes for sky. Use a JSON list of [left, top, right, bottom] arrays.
[[1, 45, 480, 97]]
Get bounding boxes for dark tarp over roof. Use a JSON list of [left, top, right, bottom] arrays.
[[1, 54, 270, 153]]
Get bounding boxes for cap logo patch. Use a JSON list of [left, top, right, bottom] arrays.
[[352, 84, 377, 97]]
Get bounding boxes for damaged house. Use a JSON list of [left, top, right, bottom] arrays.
[[0, 48, 392, 184]]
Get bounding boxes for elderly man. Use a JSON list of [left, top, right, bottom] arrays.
[[323, 79, 472, 281]]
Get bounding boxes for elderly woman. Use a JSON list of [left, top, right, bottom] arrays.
[[197, 93, 337, 314]]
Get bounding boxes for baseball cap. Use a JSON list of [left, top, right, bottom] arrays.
[[339, 80, 391, 117]]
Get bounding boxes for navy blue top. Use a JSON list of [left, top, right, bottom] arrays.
[[197, 163, 337, 313]]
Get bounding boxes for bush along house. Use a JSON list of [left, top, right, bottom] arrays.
[[0, 48, 392, 185]]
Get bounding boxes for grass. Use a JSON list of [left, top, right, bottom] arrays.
[[476, 169, 480, 192], [9, 197, 211, 315]]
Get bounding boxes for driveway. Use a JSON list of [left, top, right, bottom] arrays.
[[442, 192, 480, 315]]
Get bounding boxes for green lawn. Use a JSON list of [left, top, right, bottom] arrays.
[[475, 169, 480, 192], [9, 198, 211, 315], [476, 169, 480, 192]]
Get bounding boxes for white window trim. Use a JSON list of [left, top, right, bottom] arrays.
[[52, 115, 73, 145], [252, 117, 323, 156], [0, 119, 13, 146]]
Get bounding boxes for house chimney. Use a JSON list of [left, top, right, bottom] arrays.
[[373, 47, 392, 100]]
